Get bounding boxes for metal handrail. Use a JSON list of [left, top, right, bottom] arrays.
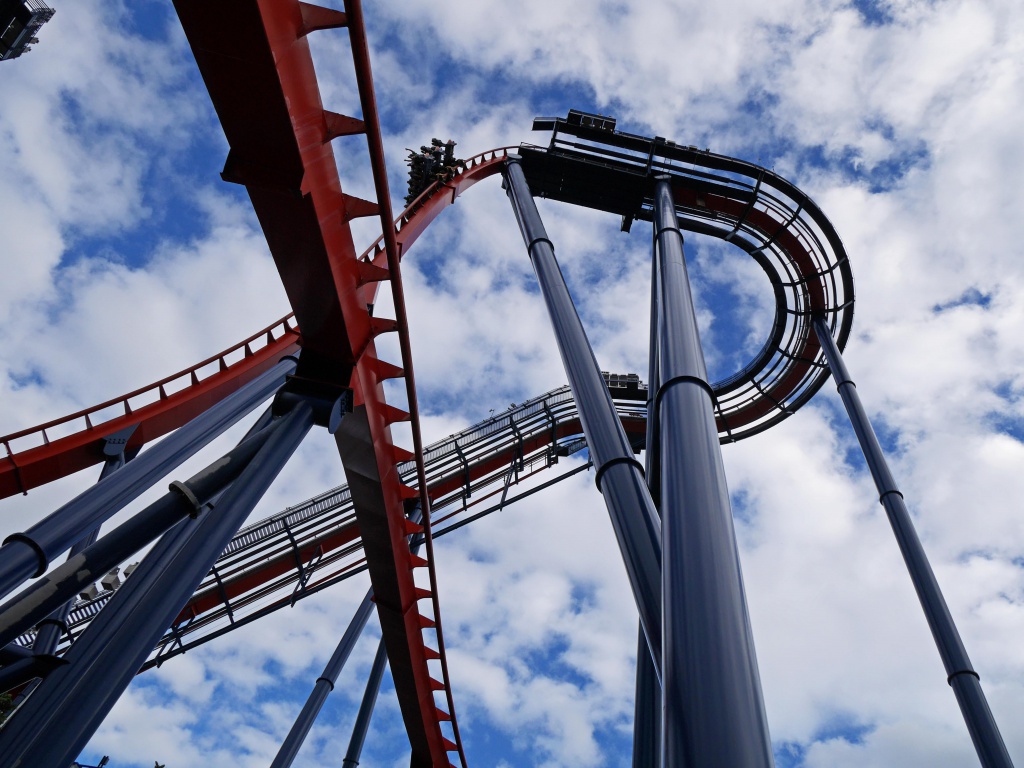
[[0, 316, 297, 453]]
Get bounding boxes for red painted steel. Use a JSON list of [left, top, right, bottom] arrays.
[[0, 147, 508, 503], [0, 318, 300, 500], [171, 2, 481, 763], [3, 120, 829, 760], [169, 412, 645, 627], [345, 0, 467, 760]]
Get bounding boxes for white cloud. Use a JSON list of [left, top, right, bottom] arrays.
[[2, 0, 1024, 766]]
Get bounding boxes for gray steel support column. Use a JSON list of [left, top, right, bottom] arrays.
[[275, 508, 419, 768], [0, 419, 284, 650], [632, 625, 661, 768], [812, 316, 1014, 768], [342, 638, 389, 768], [0, 403, 314, 768], [633, 248, 663, 768], [654, 179, 774, 767], [5, 450, 131, 706], [504, 157, 663, 672], [0, 654, 63, 693], [270, 589, 376, 768], [31, 438, 134, 658], [0, 356, 297, 600], [646, 239, 662, 504]]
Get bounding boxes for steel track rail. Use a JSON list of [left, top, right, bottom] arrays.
[[169, 4, 500, 762], [0, 318, 300, 499], [35, 383, 644, 658]]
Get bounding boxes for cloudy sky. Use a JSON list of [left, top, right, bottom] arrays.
[[1, 0, 1023, 765]]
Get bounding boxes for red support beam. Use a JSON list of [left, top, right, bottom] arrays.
[[172, 2, 464, 763]]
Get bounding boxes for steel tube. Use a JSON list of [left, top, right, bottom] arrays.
[[654, 179, 774, 767], [271, 589, 376, 768], [0, 420, 282, 650], [645, 228, 662, 504], [274, 508, 418, 768], [0, 404, 314, 768], [0, 356, 297, 599], [504, 157, 663, 672], [10, 458, 120, 706], [0, 654, 63, 694], [27, 526, 99, 658], [342, 638, 389, 768], [0, 643, 31, 665], [632, 242, 663, 768], [632, 625, 661, 768], [813, 316, 1014, 768]]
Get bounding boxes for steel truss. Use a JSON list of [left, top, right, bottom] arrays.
[[0, 1, 1015, 764], [22, 379, 646, 664]]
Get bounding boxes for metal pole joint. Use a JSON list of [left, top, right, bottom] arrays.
[[949, 669, 981, 685], [0, 534, 47, 578], [273, 375, 352, 434], [593, 455, 646, 491]]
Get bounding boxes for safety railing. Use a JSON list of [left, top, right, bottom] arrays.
[[0, 316, 298, 457]]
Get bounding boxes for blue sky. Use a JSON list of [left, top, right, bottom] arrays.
[[1, 0, 1024, 766]]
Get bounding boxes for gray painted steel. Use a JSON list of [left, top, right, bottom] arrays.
[[343, 638, 389, 768], [273, 515, 422, 768], [270, 589, 376, 768], [12, 452, 128, 706], [0, 419, 283, 650], [504, 156, 663, 673], [0, 404, 314, 768], [654, 179, 774, 768], [0, 654, 63, 693], [29, 456, 118, 656], [631, 625, 661, 768], [633, 256, 663, 768], [0, 356, 297, 600], [813, 316, 1014, 768]]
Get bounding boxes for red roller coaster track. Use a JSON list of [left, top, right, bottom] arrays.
[[0, 3, 854, 764]]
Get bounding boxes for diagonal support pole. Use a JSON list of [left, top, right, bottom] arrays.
[[503, 156, 663, 673], [270, 589, 376, 768], [653, 178, 774, 767], [0, 416, 286, 651], [812, 315, 1015, 768], [342, 638, 389, 768], [0, 357, 297, 600], [0, 403, 315, 768]]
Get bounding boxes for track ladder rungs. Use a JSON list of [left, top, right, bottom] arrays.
[[356, 259, 391, 285]]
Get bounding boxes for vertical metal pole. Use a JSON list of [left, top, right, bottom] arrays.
[[4, 448, 131, 707], [0, 357, 297, 600], [0, 419, 284, 650], [645, 231, 662, 506], [812, 316, 1015, 768], [342, 639, 389, 768], [633, 246, 663, 768], [30, 433, 135, 658], [270, 589, 376, 768], [654, 178, 774, 767], [0, 404, 314, 768], [504, 157, 663, 673]]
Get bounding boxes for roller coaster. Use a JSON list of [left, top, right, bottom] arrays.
[[0, 2, 1014, 767]]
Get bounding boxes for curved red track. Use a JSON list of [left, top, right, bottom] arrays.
[[1, 6, 849, 764]]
